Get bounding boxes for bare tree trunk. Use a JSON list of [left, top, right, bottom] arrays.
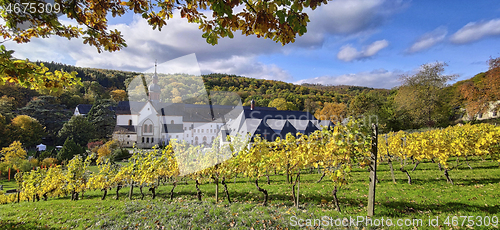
[[169, 181, 177, 200], [101, 188, 107, 200], [465, 157, 472, 169], [444, 168, 453, 185], [222, 177, 231, 203], [195, 179, 202, 201], [411, 161, 420, 172], [400, 167, 412, 184], [149, 187, 156, 199], [255, 178, 268, 206], [116, 184, 122, 200], [139, 186, 145, 200], [316, 172, 326, 183], [332, 186, 341, 212], [388, 158, 396, 184], [214, 176, 219, 203], [128, 182, 134, 200], [292, 171, 300, 207], [438, 162, 442, 171]]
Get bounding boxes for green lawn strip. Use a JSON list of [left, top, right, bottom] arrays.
[[0, 157, 499, 229]]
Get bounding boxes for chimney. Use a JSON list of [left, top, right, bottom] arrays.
[[250, 99, 255, 110]]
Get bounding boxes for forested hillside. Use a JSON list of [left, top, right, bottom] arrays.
[[1, 59, 499, 149]]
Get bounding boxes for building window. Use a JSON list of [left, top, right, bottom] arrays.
[[146, 137, 150, 143], [493, 110, 498, 117], [478, 113, 483, 119], [152, 138, 154, 143], [171, 120, 174, 124], [195, 136, 198, 145], [211, 136, 214, 142], [144, 124, 147, 132], [142, 137, 144, 143], [129, 120, 132, 126], [203, 136, 207, 144], [194, 129, 196, 133], [184, 127, 187, 130], [149, 124, 153, 133], [202, 129, 204, 133]]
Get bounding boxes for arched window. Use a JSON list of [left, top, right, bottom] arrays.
[[211, 136, 214, 142], [143, 124, 147, 132], [151, 138, 154, 143], [129, 119, 132, 126], [203, 136, 207, 144], [195, 136, 198, 145], [146, 137, 149, 143], [171, 120, 174, 124], [149, 124, 153, 133], [142, 137, 144, 143]]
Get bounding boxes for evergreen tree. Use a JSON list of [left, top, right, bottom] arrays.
[[57, 137, 84, 162], [86, 99, 116, 140], [58, 116, 95, 146]]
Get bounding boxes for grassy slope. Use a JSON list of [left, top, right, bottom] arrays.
[[0, 157, 499, 229]]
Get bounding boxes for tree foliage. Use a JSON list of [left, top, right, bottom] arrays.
[[458, 57, 500, 118], [19, 96, 72, 143], [58, 115, 95, 146], [57, 138, 84, 162], [0, 141, 27, 164], [86, 99, 116, 140], [394, 62, 457, 127], [10, 115, 45, 147], [314, 102, 347, 123]]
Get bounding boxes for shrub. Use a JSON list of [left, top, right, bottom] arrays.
[[57, 138, 84, 162], [41, 158, 58, 167]]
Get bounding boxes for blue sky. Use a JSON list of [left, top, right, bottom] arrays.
[[5, 0, 500, 89]]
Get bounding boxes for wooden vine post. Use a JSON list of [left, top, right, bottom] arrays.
[[367, 123, 378, 217]]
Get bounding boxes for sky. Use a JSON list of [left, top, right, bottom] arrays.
[[4, 0, 500, 89]]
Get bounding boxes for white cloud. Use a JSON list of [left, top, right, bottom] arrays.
[[307, 0, 407, 35], [337, 40, 389, 61], [450, 18, 500, 44], [407, 27, 447, 53], [295, 69, 403, 89]]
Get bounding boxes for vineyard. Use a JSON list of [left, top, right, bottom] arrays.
[[1, 121, 500, 229]]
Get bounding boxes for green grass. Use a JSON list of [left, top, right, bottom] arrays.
[[1, 157, 499, 229]]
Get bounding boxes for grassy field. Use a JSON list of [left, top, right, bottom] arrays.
[[0, 157, 499, 229]]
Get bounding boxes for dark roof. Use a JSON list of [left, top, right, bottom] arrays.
[[303, 121, 320, 135], [242, 109, 316, 120], [76, 104, 93, 115], [251, 120, 276, 142]]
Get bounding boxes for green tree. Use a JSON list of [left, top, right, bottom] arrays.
[[0, 114, 11, 147], [394, 62, 457, 127], [10, 115, 45, 147], [86, 99, 116, 140], [57, 138, 84, 162], [0, 95, 15, 120], [58, 116, 95, 146], [19, 96, 72, 144]]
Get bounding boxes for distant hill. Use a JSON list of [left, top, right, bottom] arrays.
[[37, 62, 388, 112]]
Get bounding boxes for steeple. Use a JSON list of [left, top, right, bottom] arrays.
[[149, 60, 161, 102]]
